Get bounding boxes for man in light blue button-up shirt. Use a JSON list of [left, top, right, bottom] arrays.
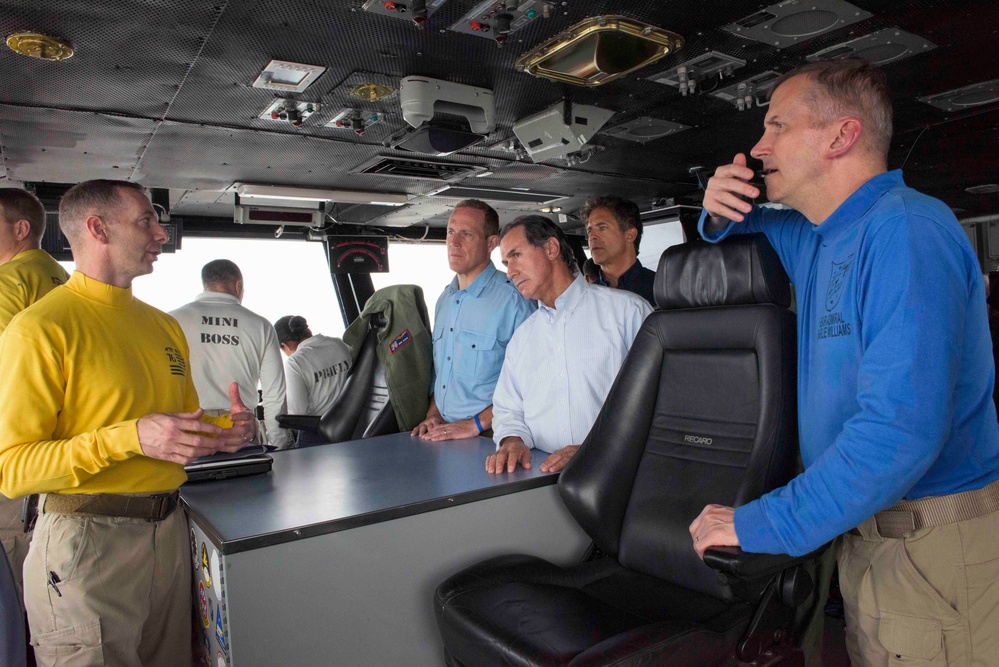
[[488, 215, 651, 475], [412, 200, 535, 441]]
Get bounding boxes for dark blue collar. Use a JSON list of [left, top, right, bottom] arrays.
[[596, 259, 645, 289]]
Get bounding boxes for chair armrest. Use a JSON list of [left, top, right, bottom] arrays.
[[276, 414, 321, 432], [703, 544, 828, 581]]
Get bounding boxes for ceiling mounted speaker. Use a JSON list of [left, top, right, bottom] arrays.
[[512, 103, 615, 162], [723, 0, 872, 49]]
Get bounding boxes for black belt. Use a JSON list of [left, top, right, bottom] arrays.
[[43, 492, 179, 522]]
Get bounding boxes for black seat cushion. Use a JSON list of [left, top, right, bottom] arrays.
[[436, 555, 751, 667]]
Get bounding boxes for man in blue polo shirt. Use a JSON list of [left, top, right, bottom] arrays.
[[412, 199, 535, 441], [689, 58, 999, 665]]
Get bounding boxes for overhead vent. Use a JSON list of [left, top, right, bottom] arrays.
[[723, 0, 872, 49], [428, 185, 563, 204], [353, 155, 485, 181], [515, 15, 684, 87], [807, 28, 935, 65], [602, 117, 690, 144], [919, 77, 999, 112]]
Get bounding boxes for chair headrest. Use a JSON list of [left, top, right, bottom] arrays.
[[654, 234, 791, 309]]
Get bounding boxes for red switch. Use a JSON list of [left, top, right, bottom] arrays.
[[470, 21, 482, 31], [384, 1, 396, 9]]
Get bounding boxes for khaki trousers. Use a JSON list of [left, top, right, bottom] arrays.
[[796, 538, 839, 667], [23, 502, 192, 667], [0, 494, 30, 597], [838, 508, 999, 666]]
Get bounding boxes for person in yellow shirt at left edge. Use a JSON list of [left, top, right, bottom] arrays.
[[0, 188, 70, 605], [0, 179, 256, 667]]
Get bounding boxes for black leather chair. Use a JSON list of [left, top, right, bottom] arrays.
[[434, 235, 816, 667], [277, 313, 398, 445]]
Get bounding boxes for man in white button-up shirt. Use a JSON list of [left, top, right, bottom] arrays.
[[487, 215, 652, 474]]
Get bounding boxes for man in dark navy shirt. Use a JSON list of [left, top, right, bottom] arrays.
[[580, 196, 656, 306]]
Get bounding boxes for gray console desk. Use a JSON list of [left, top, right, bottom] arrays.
[[182, 433, 591, 666]]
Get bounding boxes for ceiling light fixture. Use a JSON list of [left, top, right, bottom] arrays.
[[428, 185, 563, 204], [234, 184, 408, 207], [251, 60, 326, 93], [349, 83, 396, 102], [6, 32, 74, 61]]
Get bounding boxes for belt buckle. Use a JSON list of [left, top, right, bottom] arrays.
[[147, 493, 178, 522], [875, 510, 917, 538]]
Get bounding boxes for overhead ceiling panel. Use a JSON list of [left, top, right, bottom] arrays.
[[0, 105, 157, 183], [136, 121, 414, 192], [806, 27, 936, 66], [722, 0, 873, 49], [0, 0, 997, 223], [0, 0, 220, 117]]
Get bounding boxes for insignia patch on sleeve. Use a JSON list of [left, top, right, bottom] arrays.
[[389, 329, 412, 355]]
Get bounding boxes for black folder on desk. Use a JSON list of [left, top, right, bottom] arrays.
[[184, 445, 274, 483]]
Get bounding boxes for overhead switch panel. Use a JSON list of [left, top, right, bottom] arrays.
[[450, 0, 550, 44], [362, 0, 448, 27]]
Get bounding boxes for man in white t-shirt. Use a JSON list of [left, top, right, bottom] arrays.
[[171, 259, 293, 448], [274, 315, 352, 416]]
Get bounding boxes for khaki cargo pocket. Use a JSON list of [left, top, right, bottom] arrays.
[[879, 613, 943, 664], [43, 515, 91, 583], [31, 617, 104, 666]]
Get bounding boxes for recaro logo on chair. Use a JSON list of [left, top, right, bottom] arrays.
[[683, 434, 713, 445]]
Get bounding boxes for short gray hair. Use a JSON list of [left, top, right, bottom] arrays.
[[58, 180, 147, 243], [773, 58, 893, 159]]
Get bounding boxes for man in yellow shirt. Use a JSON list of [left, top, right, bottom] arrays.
[[0, 180, 255, 666], [0, 187, 69, 330], [0, 188, 69, 601]]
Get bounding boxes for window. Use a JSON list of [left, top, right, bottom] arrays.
[[638, 219, 685, 269], [60, 237, 345, 336], [371, 241, 463, 328]]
